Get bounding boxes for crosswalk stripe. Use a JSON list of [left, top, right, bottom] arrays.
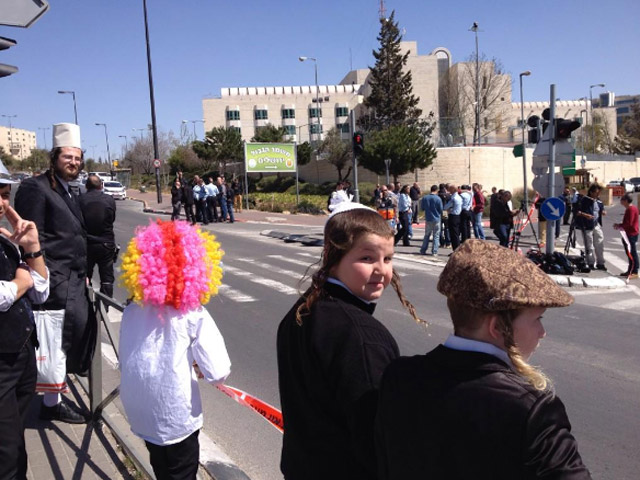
[[217, 285, 257, 303], [223, 265, 299, 295], [268, 254, 318, 268], [235, 258, 303, 280]]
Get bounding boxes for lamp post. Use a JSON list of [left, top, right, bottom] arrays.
[[133, 127, 147, 140], [57, 90, 78, 124], [580, 109, 587, 166], [38, 126, 50, 150], [384, 158, 391, 185], [519, 70, 531, 209], [299, 56, 320, 146], [118, 134, 129, 158], [588, 83, 605, 153], [469, 22, 481, 145], [2, 114, 17, 157], [189, 120, 204, 140], [95, 123, 112, 170], [142, 0, 162, 204]]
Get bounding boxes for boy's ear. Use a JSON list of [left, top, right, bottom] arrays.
[[487, 314, 504, 343]]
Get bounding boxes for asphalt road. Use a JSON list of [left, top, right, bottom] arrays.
[[105, 199, 639, 480]]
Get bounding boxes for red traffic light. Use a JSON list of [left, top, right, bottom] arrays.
[[353, 132, 364, 146]]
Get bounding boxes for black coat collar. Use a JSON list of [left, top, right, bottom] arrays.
[[323, 281, 377, 315]]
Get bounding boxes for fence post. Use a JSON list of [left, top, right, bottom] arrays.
[[89, 289, 103, 416]]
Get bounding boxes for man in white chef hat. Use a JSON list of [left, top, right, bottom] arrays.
[[15, 123, 95, 424]]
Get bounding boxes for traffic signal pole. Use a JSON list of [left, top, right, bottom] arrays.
[[546, 85, 557, 255]]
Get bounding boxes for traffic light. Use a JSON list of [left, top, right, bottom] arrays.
[[527, 115, 540, 144], [353, 132, 364, 156], [554, 118, 581, 141], [0, 36, 18, 78]]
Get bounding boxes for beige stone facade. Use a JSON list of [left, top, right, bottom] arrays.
[[0, 125, 36, 160]]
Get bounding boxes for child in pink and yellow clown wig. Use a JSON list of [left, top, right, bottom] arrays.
[[118, 219, 231, 479]]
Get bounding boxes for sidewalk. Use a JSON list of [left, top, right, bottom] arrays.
[[25, 381, 135, 480]]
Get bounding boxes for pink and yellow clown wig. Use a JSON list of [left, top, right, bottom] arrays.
[[120, 220, 224, 311]]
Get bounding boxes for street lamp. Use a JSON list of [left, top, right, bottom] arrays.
[[132, 127, 147, 140], [95, 123, 112, 170], [118, 135, 128, 151], [2, 114, 18, 158], [589, 83, 605, 153], [38, 126, 50, 150], [183, 119, 204, 140], [57, 90, 78, 124], [519, 70, 531, 209], [469, 22, 481, 145], [299, 56, 321, 145]]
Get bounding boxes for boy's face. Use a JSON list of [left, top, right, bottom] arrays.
[[511, 307, 546, 360], [0, 185, 10, 220]]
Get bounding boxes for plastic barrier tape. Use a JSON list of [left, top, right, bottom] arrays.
[[216, 384, 284, 433]]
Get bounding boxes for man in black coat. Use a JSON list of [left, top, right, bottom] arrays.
[[15, 123, 94, 424], [376, 240, 591, 480], [78, 174, 117, 298]]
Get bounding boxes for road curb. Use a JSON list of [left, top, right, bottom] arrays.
[[262, 230, 629, 290]]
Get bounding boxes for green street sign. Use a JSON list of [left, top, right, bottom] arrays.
[[244, 142, 297, 173], [512, 144, 524, 158], [562, 150, 577, 175]]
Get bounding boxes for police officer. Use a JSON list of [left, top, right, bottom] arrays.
[[79, 174, 117, 298]]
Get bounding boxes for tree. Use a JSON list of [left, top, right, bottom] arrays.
[[192, 127, 243, 173], [167, 144, 200, 173], [613, 103, 640, 154], [251, 124, 288, 143], [317, 127, 353, 181], [296, 141, 312, 166], [122, 130, 176, 175], [0, 146, 16, 170], [361, 11, 422, 131], [22, 148, 49, 171], [441, 53, 511, 145], [359, 122, 437, 183]]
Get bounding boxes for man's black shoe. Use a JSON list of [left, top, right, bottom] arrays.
[[40, 399, 89, 424], [596, 264, 607, 271]]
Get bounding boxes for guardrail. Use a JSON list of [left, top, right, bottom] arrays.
[[74, 289, 156, 479]]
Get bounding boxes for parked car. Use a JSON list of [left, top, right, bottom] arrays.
[[103, 181, 127, 200], [608, 180, 635, 194], [89, 171, 113, 182], [628, 177, 640, 192], [69, 177, 87, 195]]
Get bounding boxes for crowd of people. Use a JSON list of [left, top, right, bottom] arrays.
[[170, 173, 242, 225], [2, 123, 629, 480]]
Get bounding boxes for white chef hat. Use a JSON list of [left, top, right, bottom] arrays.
[[52, 123, 81, 149]]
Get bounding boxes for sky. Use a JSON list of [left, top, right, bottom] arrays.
[[1, 0, 639, 161]]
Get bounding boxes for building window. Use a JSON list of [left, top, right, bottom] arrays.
[[229, 126, 241, 134], [618, 106, 630, 114], [254, 109, 268, 120], [335, 107, 348, 117], [309, 108, 322, 119], [284, 125, 296, 136], [282, 109, 295, 119], [337, 123, 350, 133], [309, 124, 323, 134], [226, 110, 240, 121]]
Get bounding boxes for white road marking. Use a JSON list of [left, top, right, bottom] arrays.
[[223, 265, 299, 295], [217, 285, 256, 303], [268, 254, 317, 268], [235, 257, 302, 280]]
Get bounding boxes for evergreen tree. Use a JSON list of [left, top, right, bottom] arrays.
[[362, 11, 422, 130]]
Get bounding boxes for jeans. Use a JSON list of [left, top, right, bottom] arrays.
[[494, 224, 511, 247], [473, 212, 485, 240], [622, 234, 638, 274], [394, 211, 411, 246], [421, 220, 441, 254], [219, 195, 228, 221], [579, 225, 605, 267], [227, 200, 235, 223]]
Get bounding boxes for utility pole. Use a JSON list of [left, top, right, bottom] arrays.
[[546, 85, 557, 255]]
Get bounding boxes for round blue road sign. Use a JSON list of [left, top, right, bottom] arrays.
[[541, 197, 565, 221]]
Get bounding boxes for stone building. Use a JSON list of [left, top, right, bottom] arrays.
[[0, 125, 37, 161]]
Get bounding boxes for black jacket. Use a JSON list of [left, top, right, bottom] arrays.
[[277, 282, 399, 480], [15, 173, 95, 374], [78, 189, 116, 244], [0, 236, 36, 353], [376, 346, 591, 480]]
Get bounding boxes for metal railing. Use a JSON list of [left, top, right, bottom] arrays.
[[74, 289, 156, 479]]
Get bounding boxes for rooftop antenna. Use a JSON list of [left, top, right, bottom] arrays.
[[379, 0, 386, 20]]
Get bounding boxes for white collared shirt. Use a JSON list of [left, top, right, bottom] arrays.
[[0, 241, 49, 311], [443, 334, 512, 367], [119, 303, 231, 446]]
